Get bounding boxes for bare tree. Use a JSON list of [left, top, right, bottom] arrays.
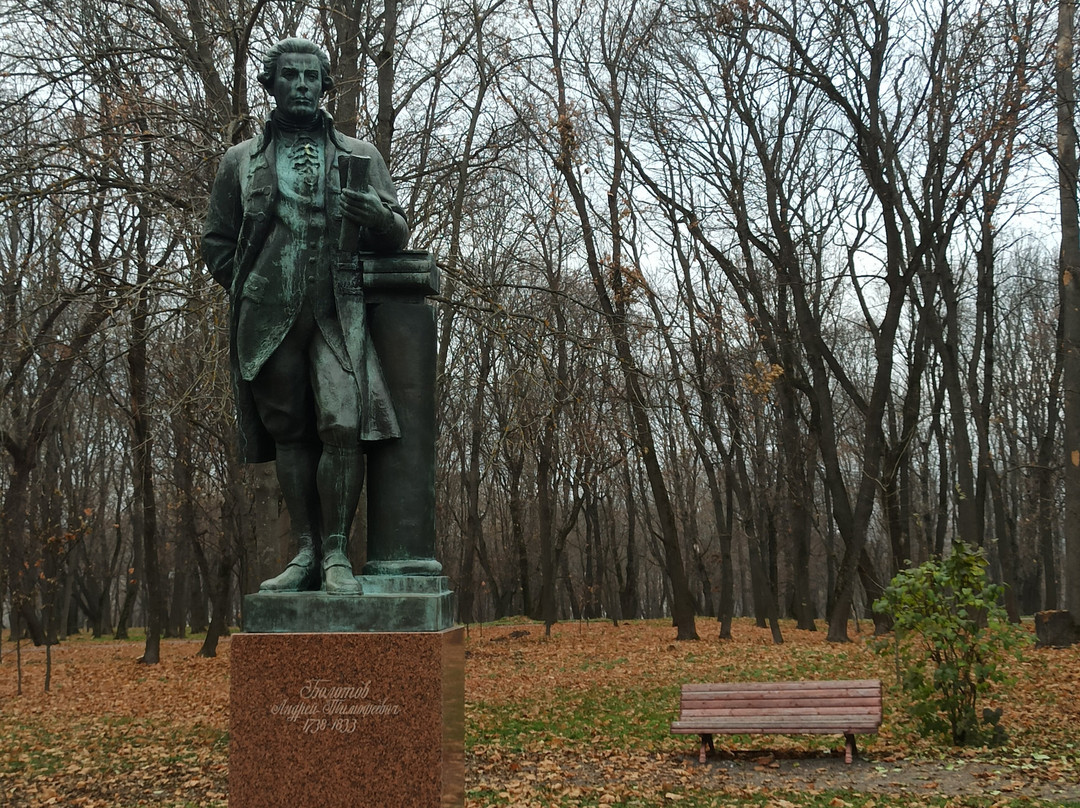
[[1059, 0, 1080, 625], [506, 0, 699, 638]]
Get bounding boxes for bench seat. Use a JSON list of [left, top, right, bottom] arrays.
[[671, 680, 882, 763]]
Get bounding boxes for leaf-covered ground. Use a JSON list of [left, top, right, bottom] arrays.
[[1, 618, 1078, 807]]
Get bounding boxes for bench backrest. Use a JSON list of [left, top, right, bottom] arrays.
[[678, 680, 881, 728]]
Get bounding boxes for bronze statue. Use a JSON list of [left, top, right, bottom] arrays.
[[202, 38, 409, 596]]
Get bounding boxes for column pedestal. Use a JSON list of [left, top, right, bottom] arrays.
[[363, 251, 440, 572]]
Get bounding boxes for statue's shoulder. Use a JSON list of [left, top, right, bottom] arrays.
[[335, 132, 381, 159], [212, 135, 268, 187], [223, 135, 261, 161]]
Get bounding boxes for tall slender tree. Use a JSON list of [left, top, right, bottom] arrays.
[[1059, 0, 1080, 624]]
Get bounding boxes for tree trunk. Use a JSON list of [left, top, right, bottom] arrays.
[[188, 564, 209, 635], [557, 554, 579, 621], [130, 135, 163, 665], [1035, 610, 1080, 647], [457, 331, 494, 624], [1058, 0, 1080, 623], [198, 552, 235, 658], [115, 491, 140, 641], [375, 0, 397, 163], [749, 532, 783, 644], [537, 423, 559, 634], [619, 456, 639, 621], [883, 319, 930, 574], [199, 450, 245, 655], [3, 452, 47, 647], [717, 473, 735, 640], [60, 561, 78, 639], [858, 548, 890, 635], [583, 493, 603, 619], [329, 0, 365, 138], [505, 450, 532, 616], [168, 408, 200, 639], [988, 465, 1021, 622], [38, 436, 64, 645], [780, 391, 815, 631]]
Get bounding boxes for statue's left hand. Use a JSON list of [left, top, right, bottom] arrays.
[[341, 187, 395, 233]]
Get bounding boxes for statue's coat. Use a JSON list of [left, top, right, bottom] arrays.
[[202, 113, 408, 462]]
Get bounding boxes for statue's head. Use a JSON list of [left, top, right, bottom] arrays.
[[258, 38, 334, 94], [258, 38, 334, 121]]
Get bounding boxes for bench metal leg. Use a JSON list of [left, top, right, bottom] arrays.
[[699, 733, 714, 763], [844, 733, 857, 764]]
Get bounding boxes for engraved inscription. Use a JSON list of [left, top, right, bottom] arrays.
[[272, 678, 403, 734]]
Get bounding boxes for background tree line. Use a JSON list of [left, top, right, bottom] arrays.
[[0, 0, 1071, 659]]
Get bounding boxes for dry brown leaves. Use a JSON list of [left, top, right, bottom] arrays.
[[2, 638, 229, 807], [2, 619, 1078, 807]]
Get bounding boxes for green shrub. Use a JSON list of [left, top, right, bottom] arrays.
[[873, 542, 1022, 745]]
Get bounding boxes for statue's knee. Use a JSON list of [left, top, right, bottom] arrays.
[[315, 400, 359, 448], [263, 413, 313, 445], [318, 423, 359, 449]]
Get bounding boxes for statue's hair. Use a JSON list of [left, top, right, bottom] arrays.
[[257, 38, 334, 94]]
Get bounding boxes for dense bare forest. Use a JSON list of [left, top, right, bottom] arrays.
[[0, 0, 1071, 655]]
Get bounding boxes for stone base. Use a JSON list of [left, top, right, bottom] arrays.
[[363, 558, 443, 576], [243, 576, 457, 633], [229, 629, 464, 808]]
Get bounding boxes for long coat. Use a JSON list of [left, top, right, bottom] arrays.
[[202, 113, 407, 462]]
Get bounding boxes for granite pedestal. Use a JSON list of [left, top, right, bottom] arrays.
[[230, 579, 463, 808]]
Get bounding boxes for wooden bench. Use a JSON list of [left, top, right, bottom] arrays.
[[671, 680, 882, 764]]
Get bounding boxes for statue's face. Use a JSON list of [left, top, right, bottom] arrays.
[[272, 53, 323, 120]]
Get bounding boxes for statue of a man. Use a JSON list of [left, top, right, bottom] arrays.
[[202, 37, 408, 595]]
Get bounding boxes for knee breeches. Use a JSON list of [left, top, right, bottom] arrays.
[[249, 308, 359, 449]]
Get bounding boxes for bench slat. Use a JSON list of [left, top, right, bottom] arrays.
[[679, 706, 880, 719], [680, 695, 881, 708], [683, 688, 879, 700], [681, 680, 879, 693], [673, 717, 881, 729], [672, 722, 880, 735]]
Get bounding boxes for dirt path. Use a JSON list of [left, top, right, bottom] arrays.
[[689, 750, 1080, 803], [471, 743, 1080, 806]]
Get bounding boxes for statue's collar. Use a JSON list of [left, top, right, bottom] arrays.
[[255, 110, 344, 153], [271, 108, 323, 133]]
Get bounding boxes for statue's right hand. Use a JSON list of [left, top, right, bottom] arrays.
[[341, 187, 394, 233]]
